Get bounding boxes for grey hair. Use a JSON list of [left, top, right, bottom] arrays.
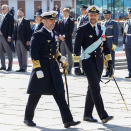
[[2, 4, 9, 10]]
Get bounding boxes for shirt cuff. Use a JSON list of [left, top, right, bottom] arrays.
[[63, 35, 65, 38], [123, 44, 125, 48], [59, 34, 61, 37], [8, 36, 11, 38]]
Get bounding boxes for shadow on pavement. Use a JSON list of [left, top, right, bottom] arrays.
[[35, 126, 84, 131], [0, 70, 31, 75]]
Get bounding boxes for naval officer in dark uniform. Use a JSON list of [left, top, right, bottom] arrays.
[[23, 11, 80, 128], [77, 5, 89, 28], [74, 5, 114, 123], [123, 8, 131, 78], [101, 10, 119, 77]]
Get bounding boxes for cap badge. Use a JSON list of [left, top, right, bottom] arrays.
[[52, 13, 56, 17], [91, 7, 96, 12]]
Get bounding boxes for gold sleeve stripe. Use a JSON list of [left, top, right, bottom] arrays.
[[56, 50, 61, 61], [32, 59, 41, 69], [74, 56, 80, 63], [105, 54, 112, 61]]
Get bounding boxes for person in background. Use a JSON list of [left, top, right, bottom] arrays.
[[31, 12, 43, 37], [9, 7, 15, 17], [101, 10, 119, 77], [0, 4, 14, 71], [77, 5, 89, 28], [14, 8, 31, 72], [58, 8, 74, 74], [123, 8, 131, 78]]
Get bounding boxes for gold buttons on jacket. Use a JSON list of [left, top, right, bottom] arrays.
[[50, 45, 52, 46], [94, 51, 96, 53], [49, 58, 51, 59], [50, 49, 52, 51], [95, 55, 96, 57], [49, 53, 51, 55]]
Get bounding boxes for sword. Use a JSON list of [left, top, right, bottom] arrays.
[[62, 62, 70, 108], [113, 77, 129, 112]]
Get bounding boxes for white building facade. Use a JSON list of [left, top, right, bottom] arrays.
[[0, 0, 76, 20]]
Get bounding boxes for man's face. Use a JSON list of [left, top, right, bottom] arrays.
[[1, 6, 8, 14], [63, 11, 70, 18], [81, 9, 87, 16], [104, 14, 111, 20], [43, 19, 56, 30], [129, 13, 131, 19], [88, 13, 100, 25], [17, 10, 24, 18]]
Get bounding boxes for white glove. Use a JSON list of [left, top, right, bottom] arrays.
[[60, 56, 67, 64], [113, 44, 116, 51], [36, 70, 44, 79]]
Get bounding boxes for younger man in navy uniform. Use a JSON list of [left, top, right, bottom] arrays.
[[74, 5, 114, 123], [77, 5, 89, 28], [24, 11, 80, 128], [101, 10, 119, 77], [123, 8, 131, 78]]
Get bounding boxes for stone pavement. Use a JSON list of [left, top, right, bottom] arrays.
[[0, 53, 131, 131]]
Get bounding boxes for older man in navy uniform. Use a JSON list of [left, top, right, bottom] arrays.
[[74, 5, 114, 123], [77, 5, 89, 28], [24, 11, 80, 128], [123, 8, 131, 78], [101, 10, 119, 77]]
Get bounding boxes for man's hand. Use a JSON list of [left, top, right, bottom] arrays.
[[74, 68, 81, 76], [7, 38, 11, 42], [112, 44, 116, 51], [122, 48, 125, 51], [26, 41, 30, 45], [59, 36, 64, 40], [122, 44, 125, 51], [36, 70, 44, 79]]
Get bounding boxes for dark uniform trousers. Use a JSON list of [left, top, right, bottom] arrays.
[[24, 93, 73, 123], [83, 59, 108, 120]]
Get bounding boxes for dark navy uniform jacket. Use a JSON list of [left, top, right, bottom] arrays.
[[123, 19, 131, 45], [31, 22, 44, 37], [101, 19, 119, 49], [27, 27, 64, 95], [74, 23, 112, 72], [77, 14, 89, 28]]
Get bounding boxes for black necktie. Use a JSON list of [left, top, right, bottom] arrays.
[[93, 26, 96, 34]]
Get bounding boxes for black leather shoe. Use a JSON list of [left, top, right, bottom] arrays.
[[6, 67, 12, 71], [64, 121, 81, 128], [16, 69, 23, 72], [21, 69, 27, 72], [125, 76, 131, 78], [102, 74, 109, 77], [102, 116, 114, 123], [0, 67, 6, 70], [83, 117, 98, 122], [24, 120, 36, 126]]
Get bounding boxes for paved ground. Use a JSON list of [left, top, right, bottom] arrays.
[[0, 51, 131, 131]]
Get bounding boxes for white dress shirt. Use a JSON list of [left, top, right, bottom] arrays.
[[44, 26, 54, 38], [18, 17, 24, 26], [90, 23, 99, 36], [64, 16, 69, 24]]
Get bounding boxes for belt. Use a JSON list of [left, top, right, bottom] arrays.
[[41, 55, 56, 59], [126, 34, 131, 36], [107, 36, 113, 38]]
